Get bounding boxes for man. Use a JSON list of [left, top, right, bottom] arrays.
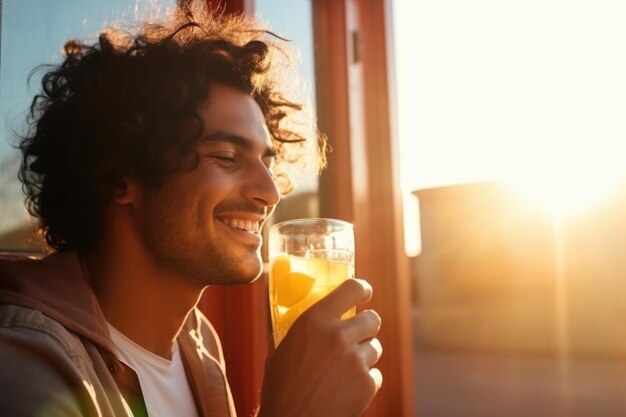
[[0, 5, 382, 417]]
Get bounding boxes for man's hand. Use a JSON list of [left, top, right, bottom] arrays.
[[258, 278, 382, 417]]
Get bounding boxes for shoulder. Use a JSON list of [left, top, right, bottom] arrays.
[[0, 337, 86, 416], [0, 305, 95, 417], [0, 305, 67, 357], [0, 303, 85, 361], [0, 303, 100, 382]]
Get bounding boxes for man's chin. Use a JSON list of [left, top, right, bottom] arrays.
[[240, 262, 264, 284], [226, 255, 264, 285]]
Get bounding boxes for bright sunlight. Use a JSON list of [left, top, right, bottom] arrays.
[[393, 0, 626, 255], [503, 158, 625, 218]]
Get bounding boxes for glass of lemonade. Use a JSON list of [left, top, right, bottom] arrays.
[[268, 218, 355, 346]]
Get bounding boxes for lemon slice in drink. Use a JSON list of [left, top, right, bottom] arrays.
[[272, 257, 315, 308], [271, 256, 291, 279]]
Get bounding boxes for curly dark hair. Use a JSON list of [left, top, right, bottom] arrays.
[[18, 7, 324, 253]]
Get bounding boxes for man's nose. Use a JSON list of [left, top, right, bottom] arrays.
[[243, 162, 281, 208]]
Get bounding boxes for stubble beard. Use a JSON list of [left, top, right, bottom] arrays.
[[140, 194, 263, 287]]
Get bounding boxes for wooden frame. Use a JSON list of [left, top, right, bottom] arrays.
[[204, 0, 254, 14], [313, 1, 416, 415]]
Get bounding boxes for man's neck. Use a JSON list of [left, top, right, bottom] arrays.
[[82, 243, 203, 359]]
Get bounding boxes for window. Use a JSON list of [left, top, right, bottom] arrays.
[[394, 0, 626, 197], [393, 2, 626, 416], [255, 0, 320, 223], [395, 1, 626, 255]]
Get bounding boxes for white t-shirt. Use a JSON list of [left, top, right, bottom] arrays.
[[108, 324, 200, 417]]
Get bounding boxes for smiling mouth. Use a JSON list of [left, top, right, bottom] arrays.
[[218, 218, 261, 234]]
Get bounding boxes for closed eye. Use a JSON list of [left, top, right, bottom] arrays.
[[203, 152, 237, 164], [214, 155, 236, 163]]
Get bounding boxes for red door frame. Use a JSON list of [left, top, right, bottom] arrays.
[[313, 1, 416, 415], [205, 0, 253, 14]]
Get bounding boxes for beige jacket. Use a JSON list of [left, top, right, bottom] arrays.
[[0, 252, 237, 417]]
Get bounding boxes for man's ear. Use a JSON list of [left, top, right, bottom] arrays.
[[112, 179, 142, 205]]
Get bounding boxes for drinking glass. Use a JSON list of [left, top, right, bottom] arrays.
[[268, 218, 355, 346]]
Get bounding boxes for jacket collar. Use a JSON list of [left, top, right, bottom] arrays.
[[0, 251, 114, 352], [0, 251, 237, 417]]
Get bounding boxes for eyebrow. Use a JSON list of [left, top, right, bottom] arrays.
[[200, 130, 277, 158]]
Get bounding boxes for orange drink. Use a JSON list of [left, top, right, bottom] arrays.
[[268, 219, 355, 346], [269, 253, 354, 346]]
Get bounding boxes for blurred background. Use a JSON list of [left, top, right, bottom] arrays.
[[2, 0, 626, 416]]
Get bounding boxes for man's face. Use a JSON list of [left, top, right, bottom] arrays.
[[138, 84, 280, 287]]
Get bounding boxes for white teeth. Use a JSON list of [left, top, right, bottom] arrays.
[[220, 218, 259, 233]]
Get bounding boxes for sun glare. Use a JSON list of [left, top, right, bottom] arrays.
[[394, 0, 626, 252], [502, 161, 625, 218]]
